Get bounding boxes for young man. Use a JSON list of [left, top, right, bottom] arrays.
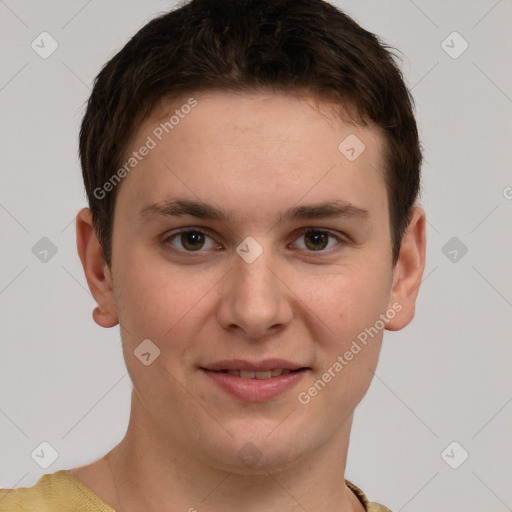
[[0, 0, 425, 510]]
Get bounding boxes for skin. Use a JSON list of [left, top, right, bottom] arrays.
[[72, 90, 426, 512]]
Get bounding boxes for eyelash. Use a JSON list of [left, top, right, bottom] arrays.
[[162, 227, 347, 256]]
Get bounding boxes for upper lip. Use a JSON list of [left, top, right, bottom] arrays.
[[201, 359, 306, 372]]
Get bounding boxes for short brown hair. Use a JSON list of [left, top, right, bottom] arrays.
[[80, 0, 421, 268]]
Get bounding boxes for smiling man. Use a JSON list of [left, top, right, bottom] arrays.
[[0, 1, 425, 511]]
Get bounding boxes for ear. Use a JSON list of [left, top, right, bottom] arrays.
[[76, 208, 119, 328], [386, 206, 426, 331]]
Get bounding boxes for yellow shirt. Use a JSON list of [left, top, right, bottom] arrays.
[[0, 470, 392, 511]]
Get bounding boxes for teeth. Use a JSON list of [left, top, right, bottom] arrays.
[[255, 371, 272, 380], [224, 369, 293, 378]]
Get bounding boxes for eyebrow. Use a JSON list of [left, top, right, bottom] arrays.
[[139, 198, 369, 223]]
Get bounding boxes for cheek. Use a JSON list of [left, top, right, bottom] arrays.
[[300, 260, 392, 402], [294, 267, 391, 421], [113, 251, 222, 350], [113, 262, 209, 404], [302, 262, 392, 339]]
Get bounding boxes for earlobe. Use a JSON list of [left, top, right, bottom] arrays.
[[92, 305, 118, 328], [76, 208, 119, 328], [386, 206, 426, 331]]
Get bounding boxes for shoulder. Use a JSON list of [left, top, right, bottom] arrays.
[[367, 502, 393, 512], [0, 470, 114, 512], [346, 479, 394, 512]]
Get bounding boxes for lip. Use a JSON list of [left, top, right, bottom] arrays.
[[200, 359, 309, 402], [202, 358, 304, 372]]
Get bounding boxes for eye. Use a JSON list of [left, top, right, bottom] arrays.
[[293, 229, 342, 252], [164, 229, 218, 252]]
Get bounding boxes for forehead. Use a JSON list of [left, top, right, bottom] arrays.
[[116, 90, 388, 224], [148, 90, 384, 160]]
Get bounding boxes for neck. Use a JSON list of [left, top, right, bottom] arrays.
[[105, 394, 363, 512]]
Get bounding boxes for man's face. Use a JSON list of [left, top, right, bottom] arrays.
[[109, 91, 398, 471]]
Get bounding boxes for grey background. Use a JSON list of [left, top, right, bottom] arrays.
[[0, 1, 511, 510]]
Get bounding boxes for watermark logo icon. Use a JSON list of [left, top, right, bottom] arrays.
[[32, 237, 58, 263], [338, 134, 365, 161], [134, 339, 161, 366], [442, 236, 468, 263], [441, 31, 469, 59], [236, 237, 263, 263], [31, 441, 59, 469], [31, 32, 59, 59], [441, 441, 469, 469], [237, 442, 262, 467]]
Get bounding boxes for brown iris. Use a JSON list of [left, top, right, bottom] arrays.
[[180, 231, 205, 251], [304, 231, 329, 251]]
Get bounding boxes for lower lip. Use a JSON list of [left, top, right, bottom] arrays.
[[202, 369, 307, 402]]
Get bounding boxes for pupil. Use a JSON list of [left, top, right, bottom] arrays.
[[182, 232, 204, 251], [306, 232, 328, 250]]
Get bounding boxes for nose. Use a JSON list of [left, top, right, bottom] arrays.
[[216, 248, 293, 340]]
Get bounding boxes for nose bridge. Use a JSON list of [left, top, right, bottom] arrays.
[[217, 241, 292, 337], [234, 234, 275, 285], [234, 245, 279, 311]]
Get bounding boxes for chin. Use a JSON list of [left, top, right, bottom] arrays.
[[203, 420, 314, 475]]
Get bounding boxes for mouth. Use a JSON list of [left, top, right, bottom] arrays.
[[204, 368, 303, 379], [200, 359, 309, 402]]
